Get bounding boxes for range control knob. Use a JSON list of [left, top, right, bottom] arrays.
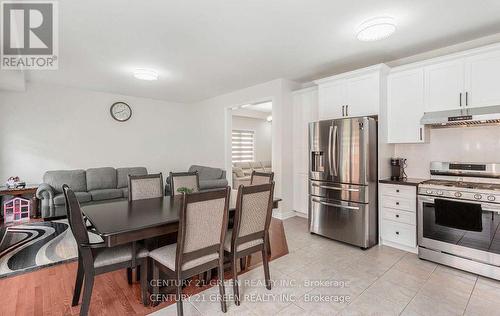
[[426, 190, 433, 194], [455, 192, 462, 198], [437, 191, 444, 196], [474, 194, 482, 200], [488, 195, 496, 202]]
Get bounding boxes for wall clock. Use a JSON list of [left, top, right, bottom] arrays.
[[110, 102, 132, 122]]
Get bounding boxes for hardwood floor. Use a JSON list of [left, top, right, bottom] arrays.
[[0, 218, 288, 316]]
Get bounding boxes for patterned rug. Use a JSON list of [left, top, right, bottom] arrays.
[[0, 219, 97, 279]]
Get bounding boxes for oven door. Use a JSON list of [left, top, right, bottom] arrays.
[[418, 195, 500, 266]]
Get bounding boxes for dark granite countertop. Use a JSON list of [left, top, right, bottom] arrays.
[[379, 178, 428, 187]]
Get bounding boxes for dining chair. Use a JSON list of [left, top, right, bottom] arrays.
[[128, 173, 164, 201], [250, 171, 274, 185], [169, 171, 200, 196], [225, 182, 275, 306], [62, 185, 149, 316], [238, 171, 274, 270], [149, 187, 230, 316]]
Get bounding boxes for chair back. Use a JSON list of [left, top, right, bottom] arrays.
[[170, 172, 200, 196], [63, 185, 90, 247], [128, 173, 164, 201], [250, 171, 274, 185], [233, 182, 274, 249], [176, 188, 230, 270]]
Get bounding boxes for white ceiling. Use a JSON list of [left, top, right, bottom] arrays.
[[25, 0, 500, 103]]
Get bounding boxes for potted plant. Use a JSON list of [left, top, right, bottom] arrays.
[[176, 187, 194, 194]]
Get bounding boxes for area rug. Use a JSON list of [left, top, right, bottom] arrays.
[[0, 219, 98, 279]]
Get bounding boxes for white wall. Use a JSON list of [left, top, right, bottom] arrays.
[[232, 116, 272, 162], [0, 83, 194, 183], [395, 126, 500, 178], [189, 78, 300, 218]]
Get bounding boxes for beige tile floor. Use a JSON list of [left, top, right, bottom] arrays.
[[150, 216, 500, 316]]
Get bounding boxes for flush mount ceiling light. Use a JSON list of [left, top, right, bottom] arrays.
[[133, 68, 159, 81], [266, 115, 272, 122], [356, 17, 396, 42]]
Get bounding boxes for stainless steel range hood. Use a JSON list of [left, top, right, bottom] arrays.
[[420, 105, 500, 128]]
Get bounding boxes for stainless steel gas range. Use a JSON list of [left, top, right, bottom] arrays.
[[418, 162, 500, 280]]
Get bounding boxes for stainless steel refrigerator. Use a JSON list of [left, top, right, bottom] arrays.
[[308, 117, 378, 248]]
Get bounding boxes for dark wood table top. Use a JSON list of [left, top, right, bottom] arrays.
[[82, 193, 281, 247]]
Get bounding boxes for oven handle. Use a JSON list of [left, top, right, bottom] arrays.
[[418, 195, 500, 212], [311, 183, 360, 192], [311, 198, 360, 210]]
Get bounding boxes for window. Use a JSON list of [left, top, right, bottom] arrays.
[[232, 129, 255, 163]]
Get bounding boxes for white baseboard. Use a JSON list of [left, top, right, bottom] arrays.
[[272, 209, 296, 220], [381, 239, 418, 254], [272, 210, 308, 220], [294, 211, 308, 219]]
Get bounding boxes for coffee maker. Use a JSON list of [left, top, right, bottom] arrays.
[[391, 158, 407, 181]]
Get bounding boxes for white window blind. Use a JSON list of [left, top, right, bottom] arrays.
[[232, 130, 255, 163]]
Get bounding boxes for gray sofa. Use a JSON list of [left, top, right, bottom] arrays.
[[36, 167, 147, 219], [165, 165, 228, 195]]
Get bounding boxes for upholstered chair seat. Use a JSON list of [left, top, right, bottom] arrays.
[[149, 243, 219, 271], [223, 229, 263, 252], [94, 244, 148, 268]]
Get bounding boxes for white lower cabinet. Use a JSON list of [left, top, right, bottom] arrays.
[[379, 183, 418, 253]]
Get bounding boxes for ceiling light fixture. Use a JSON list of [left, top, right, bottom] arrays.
[[133, 68, 159, 81], [266, 115, 272, 122], [356, 17, 396, 42]]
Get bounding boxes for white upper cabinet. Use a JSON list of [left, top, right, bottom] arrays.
[[465, 49, 500, 108], [315, 65, 387, 120], [388, 68, 426, 143], [346, 73, 380, 117], [317, 80, 346, 120], [424, 59, 465, 112]]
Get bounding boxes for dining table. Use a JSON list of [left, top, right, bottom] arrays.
[[82, 190, 282, 248]]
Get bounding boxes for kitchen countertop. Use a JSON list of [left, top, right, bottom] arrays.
[[379, 178, 428, 187]]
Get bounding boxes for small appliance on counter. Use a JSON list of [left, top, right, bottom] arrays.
[[390, 158, 407, 181]]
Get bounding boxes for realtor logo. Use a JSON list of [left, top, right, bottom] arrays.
[[1, 1, 58, 69]]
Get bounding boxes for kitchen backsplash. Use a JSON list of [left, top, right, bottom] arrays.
[[394, 125, 500, 178]]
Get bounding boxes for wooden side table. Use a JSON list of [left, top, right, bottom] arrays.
[[0, 184, 40, 218]]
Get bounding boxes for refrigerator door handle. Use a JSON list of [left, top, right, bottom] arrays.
[[328, 125, 333, 176], [332, 125, 338, 176], [311, 198, 359, 211], [311, 183, 359, 192]]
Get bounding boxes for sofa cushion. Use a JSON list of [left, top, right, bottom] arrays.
[[121, 188, 129, 199], [116, 167, 148, 188], [199, 179, 229, 190], [188, 165, 222, 180], [261, 161, 272, 171], [53, 192, 91, 205], [89, 189, 123, 201], [44, 170, 87, 193], [86, 167, 117, 191], [233, 167, 245, 178]]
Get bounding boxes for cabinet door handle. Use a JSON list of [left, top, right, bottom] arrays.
[[396, 202, 400, 205], [346, 105, 349, 116], [395, 231, 400, 235], [459, 92, 462, 107], [396, 189, 400, 193], [466, 92, 469, 106], [395, 214, 400, 218], [419, 128, 423, 141], [342, 105, 345, 117]]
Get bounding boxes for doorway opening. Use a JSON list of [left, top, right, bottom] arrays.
[[229, 101, 273, 188]]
